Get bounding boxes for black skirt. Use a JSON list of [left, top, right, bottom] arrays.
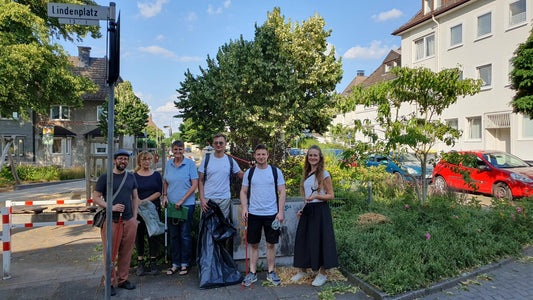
[[293, 201, 338, 271]]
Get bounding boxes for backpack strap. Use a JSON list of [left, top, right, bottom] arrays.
[[227, 154, 234, 189], [246, 166, 256, 205], [203, 153, 211, 182], [246, 165, 279, 213]]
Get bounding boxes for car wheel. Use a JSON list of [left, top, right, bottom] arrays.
[[434, 176, 447, 192], [492, 182, 513, 201]]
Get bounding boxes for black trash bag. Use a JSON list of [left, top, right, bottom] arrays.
[[197, 200, 243, 289]]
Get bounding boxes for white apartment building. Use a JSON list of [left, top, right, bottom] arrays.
[[395, 0, 533, 160], [336, 0, 533, 160]]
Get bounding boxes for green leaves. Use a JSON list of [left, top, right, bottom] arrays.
[[0, 0, 97, 119], [176, 7, 342, 160], [99, 81, 149, 138], [511, 27, 533, 119]]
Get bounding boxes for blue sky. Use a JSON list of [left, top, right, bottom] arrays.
[[57, 0, 421, 135]]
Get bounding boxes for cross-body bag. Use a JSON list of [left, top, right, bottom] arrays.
[[92, 171, 129, 228]]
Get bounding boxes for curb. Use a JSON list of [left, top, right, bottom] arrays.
[[13, 179, 83, 191], [341, 252, 523, 300]]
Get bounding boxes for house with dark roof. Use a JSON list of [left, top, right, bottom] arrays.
[[28, 46, 115, 168]]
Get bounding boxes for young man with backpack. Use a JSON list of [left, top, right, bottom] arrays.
[[240, 144, 286, 286], [198, 133, 244, 219]]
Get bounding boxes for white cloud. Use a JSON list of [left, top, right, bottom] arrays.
[[187, 12, 198, 21], [138, 46, 203, 62], [137, 0, 170, 18], [155, 34, 165, 41], [155, 101, 179, 113], [207, 4, 222, 15], [208, 1, 231, 15], [343, 40, 395, 60], [151, 100, 182, 135], [138, 45, 177, 59], [372, 8, 403, 22]]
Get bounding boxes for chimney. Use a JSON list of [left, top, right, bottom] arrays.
[[357, 70, 365, 76], [77, 46, 91, 68]]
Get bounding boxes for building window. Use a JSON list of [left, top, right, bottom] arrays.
[[450, 24, 462, 47], [52, 138, 63, 153], [446, 118, 458, 130], [97, 106, 105, 122], [93, 143, 107, 154], [424, 0, 433, 14], [468, 116, 482, 140], [384, 61, 397, 73], [435, 0, 442, 9], [477, 12, 492, 38], [415, 34, 435, 61], [477, 64, 492, 87], [523, 116, 533, 138], [50, 106, 70, 121], [0, 112, 18, 120], [509, 0, 526, 26]]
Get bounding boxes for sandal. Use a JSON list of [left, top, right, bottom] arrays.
[[166, 267, 178, 276], [179, 267, 189, 276]]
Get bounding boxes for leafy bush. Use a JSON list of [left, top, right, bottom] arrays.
[[0, 165, 85, 187], [334, 191, 533, 295]]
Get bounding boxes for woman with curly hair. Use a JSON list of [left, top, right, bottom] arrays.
[[291, 145, 338, 286]]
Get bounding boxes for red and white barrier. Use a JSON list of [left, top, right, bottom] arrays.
[[1, 200, 93, 280], [2, 206, 12, 280]]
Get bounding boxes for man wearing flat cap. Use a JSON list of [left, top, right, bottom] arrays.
[[93, 149, 140, 296]]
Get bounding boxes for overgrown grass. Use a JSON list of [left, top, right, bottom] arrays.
[[0, 165, 85, 187], [334, 189, 533, 295]]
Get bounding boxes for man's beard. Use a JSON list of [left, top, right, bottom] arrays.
[[116, 163, 127, 171]]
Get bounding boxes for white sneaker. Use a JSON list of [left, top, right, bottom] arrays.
[[312, 273, 327, 286], [290, 271, 307, 282]]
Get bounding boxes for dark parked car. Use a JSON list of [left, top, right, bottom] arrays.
[[432, 151, 533, 200], [366, 153, 433, 183]]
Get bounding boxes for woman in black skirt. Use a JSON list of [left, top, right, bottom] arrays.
[[291, 145, 338, 286]]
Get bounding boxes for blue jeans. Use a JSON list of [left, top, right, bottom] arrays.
[[168, 204, 195, 268]]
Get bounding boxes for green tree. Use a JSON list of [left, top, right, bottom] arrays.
[[15, 0, 101, 42], [511, 27, 533, 119], [99, 81, 149, 139], [338, 67, 481, 203], [176, 7, 342, 162], [0, 0, 97, 118]]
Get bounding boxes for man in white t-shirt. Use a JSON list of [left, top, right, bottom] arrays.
[[198, 133, 244, 219], [240, 144, 286, 287]]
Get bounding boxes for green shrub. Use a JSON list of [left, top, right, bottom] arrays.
[[334, 191, 533, 295]]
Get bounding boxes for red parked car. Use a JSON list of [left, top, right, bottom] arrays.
[[432, 151, 533, 200]]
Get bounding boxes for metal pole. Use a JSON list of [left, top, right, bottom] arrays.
[[104, 3, 116, 298]]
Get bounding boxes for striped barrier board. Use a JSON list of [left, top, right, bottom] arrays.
[[1, 200, 94, 280], [8, 199, 93, 206]]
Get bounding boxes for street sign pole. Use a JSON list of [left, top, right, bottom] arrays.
[[47, 3, 118, 299], [104, 4, 117, 299]]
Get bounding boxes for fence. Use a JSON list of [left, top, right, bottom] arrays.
[[1, 198, 94, 280]]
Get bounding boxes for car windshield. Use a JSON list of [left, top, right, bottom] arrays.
[[390, 152, 419, 163], [482, 153, 530, 168]]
